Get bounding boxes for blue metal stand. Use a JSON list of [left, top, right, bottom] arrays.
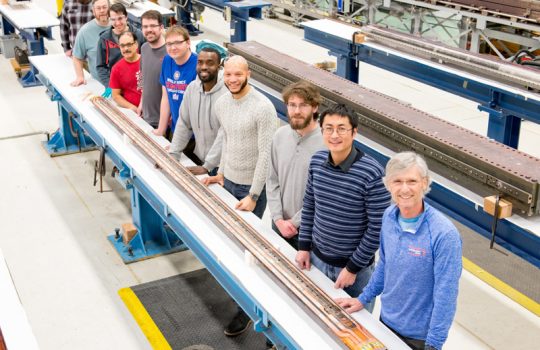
[[107, 183, 188, 264], [226, 1, 269, 42], [69, 113, 189, 263], [1, 15, 55, 87], [336, 52, 359, 83], [177, 0, 269, 42], [38, 76, 97, 156], [43, 103, 97, 156], [479, 91, 522, 148]]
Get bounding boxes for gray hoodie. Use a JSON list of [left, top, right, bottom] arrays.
[[169, 74, 228, 170]]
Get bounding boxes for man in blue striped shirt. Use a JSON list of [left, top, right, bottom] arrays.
[[295, 104, 391, 311]]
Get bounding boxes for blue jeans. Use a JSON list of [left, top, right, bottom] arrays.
[[223, 178, 267, 219], [310, 251, 375, 312]]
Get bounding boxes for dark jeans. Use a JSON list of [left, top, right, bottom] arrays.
[[271, 221, 299, 250], [223, 178, 266, 219], [381, 318, 426, 350]]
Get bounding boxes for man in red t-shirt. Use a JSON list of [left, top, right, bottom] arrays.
[[109, 31, 141, 112]]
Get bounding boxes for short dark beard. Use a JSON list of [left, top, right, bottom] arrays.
[[227, 77, 249, 95], [198, 71, 217, 84], [290, 114, 313, 130]]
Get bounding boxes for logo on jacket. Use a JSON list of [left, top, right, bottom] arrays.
[[173, 71, 180, 80], [407, 245, 427, 257]]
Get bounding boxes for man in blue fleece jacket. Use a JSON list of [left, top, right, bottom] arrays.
[[336, 152, 462, 350]]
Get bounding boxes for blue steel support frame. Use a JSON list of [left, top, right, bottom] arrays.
[[263, 87, 540, 268], [303, 27, 540, 148], [36, 72, 302, 348], [177, 0, 270, 42], [36, 70, 187, 263], [59, 103, 189, 263], [1, 15, 54, 87], [37, 74, 97, 156]]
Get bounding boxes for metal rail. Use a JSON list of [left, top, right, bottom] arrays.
[[360, 25, 540, 91], [90, 96, 386, 350], [227, 41, 540, 216]]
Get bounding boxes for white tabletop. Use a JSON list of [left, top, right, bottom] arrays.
[[30, 53, 410, 350], [0, 2, 59, 30]]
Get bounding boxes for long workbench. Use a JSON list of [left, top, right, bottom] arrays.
[[29, 53, 409, 350]]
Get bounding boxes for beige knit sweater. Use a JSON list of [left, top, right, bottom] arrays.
[[216, 87, 279, 196]]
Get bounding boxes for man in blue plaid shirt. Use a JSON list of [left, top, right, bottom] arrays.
[[60, 0, 94, 57]]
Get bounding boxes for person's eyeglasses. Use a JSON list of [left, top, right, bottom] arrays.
[[94, 5, 108, 11], [287, 103, 311, 110], [322, 127, 353, 135], [110, 15, 126, 22], [165, 40, 187, 48], [142, 24, 161, 30], [119, 41, 136, 49]]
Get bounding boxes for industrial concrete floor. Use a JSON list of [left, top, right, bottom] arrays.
[[0, 1, 539, 349]]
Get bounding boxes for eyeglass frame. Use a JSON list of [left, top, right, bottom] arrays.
[[109, 15, 126, 23], [165, 39, 187, 48], [286, 102, 312, 110], [119, 41, 136, 49], [321, 126, 354, 135]]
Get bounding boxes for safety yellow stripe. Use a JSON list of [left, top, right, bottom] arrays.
[[118, 288, 172, 350], [463, 257, 540, 317]]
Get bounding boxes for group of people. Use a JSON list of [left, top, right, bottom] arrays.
[[62, 2, 463, 349]]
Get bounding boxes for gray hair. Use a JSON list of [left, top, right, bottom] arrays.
[[383, 152, 432, 195]]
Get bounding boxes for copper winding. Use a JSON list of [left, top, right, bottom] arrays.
[[90, 96, 386, 350]]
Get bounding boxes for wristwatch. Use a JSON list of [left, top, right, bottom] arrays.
[[249, 192, 259, 201]]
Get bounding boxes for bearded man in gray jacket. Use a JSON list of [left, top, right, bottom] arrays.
[[266, 81, 326, 249], [169, 46, 227, 174]]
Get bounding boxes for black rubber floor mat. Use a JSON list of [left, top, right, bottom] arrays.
[[131, 269, 268, 350]]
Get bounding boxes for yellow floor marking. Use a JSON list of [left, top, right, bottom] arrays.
[[463, 257, 540, 317], [118, 287, 172, 350]]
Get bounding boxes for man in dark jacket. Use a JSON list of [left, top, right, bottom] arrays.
[[95, 2, 144, 88]]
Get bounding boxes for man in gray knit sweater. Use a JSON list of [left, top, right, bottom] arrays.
[[202, 55, 279, 337], [266, 81, 325, 249], [203, 55, 278, 218]]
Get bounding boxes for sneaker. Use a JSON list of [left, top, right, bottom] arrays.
[[224, 310, 253, 336]]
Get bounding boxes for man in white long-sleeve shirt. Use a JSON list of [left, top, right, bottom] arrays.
[[266, 81, 325, 249]]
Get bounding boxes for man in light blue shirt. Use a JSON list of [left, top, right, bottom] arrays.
[[70, 0, 110, 86], [337, 152, 462, 350]]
